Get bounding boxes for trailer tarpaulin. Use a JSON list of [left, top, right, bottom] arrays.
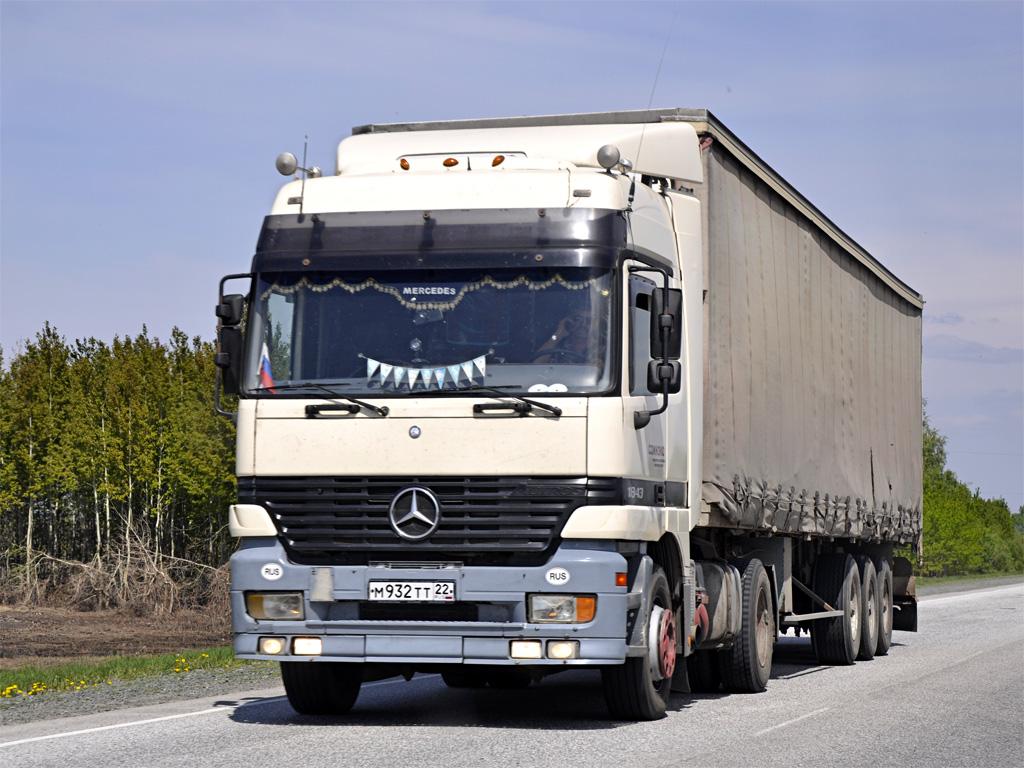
[[697, 142, 923, 546]]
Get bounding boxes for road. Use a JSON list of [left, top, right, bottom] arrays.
[[2, 583, 1021, 768]]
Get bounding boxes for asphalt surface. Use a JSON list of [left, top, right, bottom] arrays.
[[2, 581, 1022, 767]]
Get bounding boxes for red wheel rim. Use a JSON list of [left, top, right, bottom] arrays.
[[657, 608, 676, 678]]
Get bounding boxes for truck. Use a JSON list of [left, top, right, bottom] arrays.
[[214, 108, 923, 721]]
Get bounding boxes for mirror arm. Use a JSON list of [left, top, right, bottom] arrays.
[[214, 369, 237, 425]]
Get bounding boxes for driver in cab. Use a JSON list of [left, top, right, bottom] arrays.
[[533, 308, 593, 364]]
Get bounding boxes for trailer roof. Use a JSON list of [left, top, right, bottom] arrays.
[[354, 109, 923, 308]]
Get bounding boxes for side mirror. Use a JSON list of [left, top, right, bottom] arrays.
[[215, 325, 243, 395], [216, 294, 245, 326], [650, 288, 682, 359], [646, 360, 681, 395]]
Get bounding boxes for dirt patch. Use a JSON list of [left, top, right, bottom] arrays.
[[0, 604, 232, 670]]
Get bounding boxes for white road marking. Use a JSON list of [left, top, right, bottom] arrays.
[[754, 707, 828, 737], [0, 674, 436, 748], [0, 706, 239, 748]]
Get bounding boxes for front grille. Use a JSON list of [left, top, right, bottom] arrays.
[[238, 476, 619, 566]]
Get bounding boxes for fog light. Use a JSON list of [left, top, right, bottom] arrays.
[[293, 637, 322, 656], [528, 595, 597, 623], [547, 640, 579, 660], [510, 640, 543, 659], [247, 592, 304, 620], [259, 636, 285, 655]]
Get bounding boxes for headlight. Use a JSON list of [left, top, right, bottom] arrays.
[[247, 592, 304, 620], [528, 594, 596, 623]]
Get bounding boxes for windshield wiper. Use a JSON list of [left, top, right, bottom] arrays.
[[252, 382, 389, 417], [419, 384, 562, 417]]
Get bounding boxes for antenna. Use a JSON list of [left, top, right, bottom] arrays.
[[635, 4, 679, 172]]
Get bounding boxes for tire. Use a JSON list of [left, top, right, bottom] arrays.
[[873, 557, 894, 656], [602, 567, 675, 720], [810, 554, 862, 665], [856, 556, 878, 661], [281, 661, 362, 715], [685, 650, 721, 693], [441, 669, 488, 688], [719, 559, 774, 692]]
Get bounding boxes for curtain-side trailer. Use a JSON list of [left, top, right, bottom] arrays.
[[215, 108, 923, 721]]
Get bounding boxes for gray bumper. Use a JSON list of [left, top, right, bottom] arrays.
[[230, 540, 629, 666]]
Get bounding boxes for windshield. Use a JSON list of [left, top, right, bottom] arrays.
[[245, 267, 615, 395]]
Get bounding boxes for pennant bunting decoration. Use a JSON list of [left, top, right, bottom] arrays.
[[359, 355, 487, 389]]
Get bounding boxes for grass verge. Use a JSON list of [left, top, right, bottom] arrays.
[[1, 647, 273, 700], [916, 572, 1024, 587]]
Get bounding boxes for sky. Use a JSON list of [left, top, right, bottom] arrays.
[[1, 1, 1022, 511]]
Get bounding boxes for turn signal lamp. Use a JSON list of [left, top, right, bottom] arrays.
[[259, 637, 285, 655], [443, 157, 459, 167], [293, 637, 322, 655], [510, 640, 543, 659], [615, 572, 628, 587]]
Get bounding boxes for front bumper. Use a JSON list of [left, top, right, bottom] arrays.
[[230, 540, 630, 665]]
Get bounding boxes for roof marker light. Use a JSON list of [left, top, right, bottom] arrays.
[[400, 158, 410, 170], [492, 155, 505, 167], [443, 157, 459, 167]]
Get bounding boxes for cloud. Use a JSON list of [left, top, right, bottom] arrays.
[[925, 312, 964, 326], [924, 334, 1024, 364]]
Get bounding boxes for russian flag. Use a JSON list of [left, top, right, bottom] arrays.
[[259, 343, 276, 393]]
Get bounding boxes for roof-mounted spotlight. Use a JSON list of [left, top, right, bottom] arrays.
[[597, 144, 632, 174], [276, 152, 322, 178]]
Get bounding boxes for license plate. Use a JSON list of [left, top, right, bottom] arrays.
[[368, 581, 455, 602]]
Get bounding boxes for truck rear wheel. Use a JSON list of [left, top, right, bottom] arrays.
[[855, 556, 878, 661], [811, 554, 862, 665], [719, 559, 774, 692], [281, 661, 363, 715], [601, 567, 674, 720], [873, 557, 893, 655]]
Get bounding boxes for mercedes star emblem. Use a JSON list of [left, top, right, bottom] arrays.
[[388, 486, 441, 541]]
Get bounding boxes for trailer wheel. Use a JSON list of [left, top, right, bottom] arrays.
[[601, 566, 674, 720], [873, 557, 893, 656], [811, 554, 861, 665], [719, 559, 774, 692], [685, 650, 721, 693], [855, 556, 878, 661], [441, 669, 488, 688], [281, 661, 362, 715]]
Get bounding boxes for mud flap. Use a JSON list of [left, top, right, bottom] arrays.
[[893, 595, 918, 632]]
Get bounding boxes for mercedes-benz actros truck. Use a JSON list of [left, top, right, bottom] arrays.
[[215, 109, 922, 721]]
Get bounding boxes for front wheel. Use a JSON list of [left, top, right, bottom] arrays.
[[602, 567, 675, 720], [281, 661, 362, 715]]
